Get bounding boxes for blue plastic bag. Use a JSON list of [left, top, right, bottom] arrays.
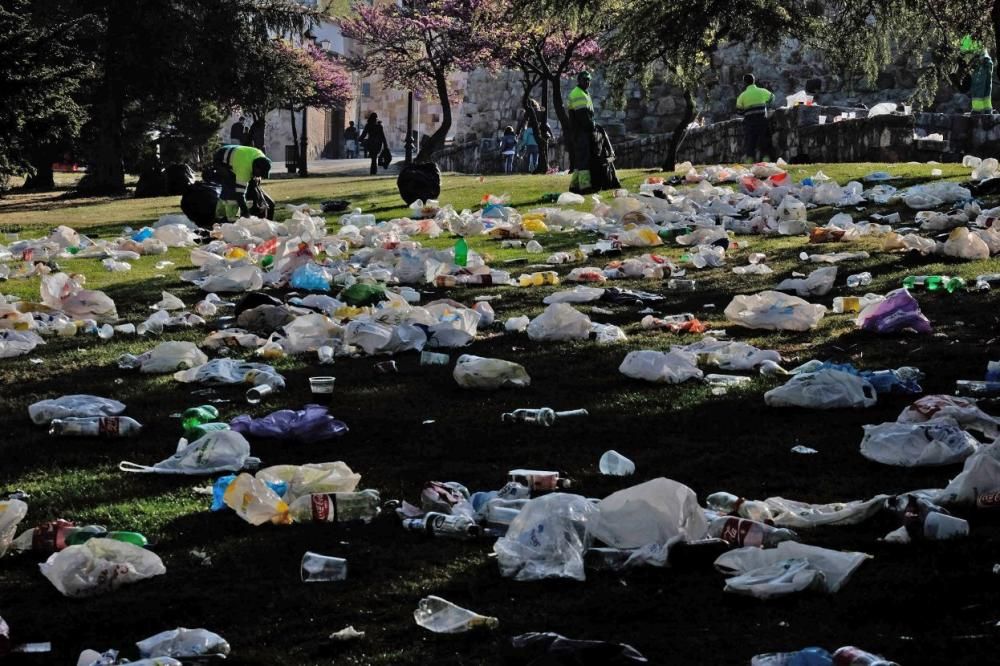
[[290, 263, 331, 292]]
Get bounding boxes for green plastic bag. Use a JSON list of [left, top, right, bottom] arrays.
[[340, 283, 387, 306]]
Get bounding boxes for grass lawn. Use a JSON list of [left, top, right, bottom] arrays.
[[1, 163, 1000, 664]]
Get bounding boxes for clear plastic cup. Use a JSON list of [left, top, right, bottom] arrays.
[[309, 376, 336, 394], [420, 351, 450, 366], [598, 450, 636, 476], [818, 115, 827, 124], [301, 552, 348, 582]]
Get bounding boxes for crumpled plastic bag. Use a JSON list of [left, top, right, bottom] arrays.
[[762, 495, 889, 529], [230, 404, 348, 444], [40, 538, 165, 597], [764, 369, 877, 409], [0, 499, 28, 558], [898, 395, 1000, 438], [543, 286, 605, 304], [857, 288, 931, 334], [509, 632, 648, 665], [197, 265, 264, 293], [256, 461, 361, 502], [40, 272, 118, 321], [714, 541, 869, 599], [527, 303, 592, 342], [860, 417, 980, 466], [290, 262, 332, 292], [153, 291, 185, 311], [173, 359, 285, 389], [136, 628, 230, 660], [283, 313, 340, 354], [942, 227, 990, 260], [453, 354, 530, 389], [671, 337, 781, 371], [222, 472, 288, 525], [29, 395, 126, 425], [591, 478, 708, 550], [935, 443, 1000, 506], [0, 330, 44, 359], [724, 291, 826, 331], [619, 350, 703, 383], [139, 341, 208, 373], [120, 430, 257, 475], [494, 493, 599, 581], [775, 266, 837, 297]]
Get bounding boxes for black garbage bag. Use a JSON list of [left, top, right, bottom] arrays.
[[507, 632, 648, 665], [234, 292, 283, 318], [397, 162, 442, 205], [165, 164, 196, 195], [590, 125, 621, 192], [321, 199, 350, 213], [181, 181, 222, 229], [378, 146, 393, 169], [135, 167, 166, 198]]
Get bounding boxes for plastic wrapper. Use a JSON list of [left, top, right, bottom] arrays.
[[136, 628, 230, 660], [0, 499, 28, 558], [762, 495, 889, 529], [29, 395, 126, 425], [860, 417, 979, 466], [40, 538, 165, 597], [256, 462, 361, 502], [230, 404, 348, 444], [856, 288, 931, 334], [619, 350, 702, 383], [527, 303, 592, 342], [591, 478, 708, 550], [724, 291, 826, 331], [453, 354, 530, 389], [764, 369, 877, 409], [494, 493, 598, 581]]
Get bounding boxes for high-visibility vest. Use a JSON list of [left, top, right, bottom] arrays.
[[567, 86, 594, 113], [219, 145, 268, 186], [736, 85, 774, 117]]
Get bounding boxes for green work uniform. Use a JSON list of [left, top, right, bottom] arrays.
[[736, 84, 775, 161], [568, 85, 595, 192]]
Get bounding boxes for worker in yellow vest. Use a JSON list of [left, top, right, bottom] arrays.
[[212, 144, 274, 220], [567, 71, 595, 192], [736, 74, 775, 162]]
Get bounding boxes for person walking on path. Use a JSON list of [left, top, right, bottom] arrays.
[[518, 125, 539, 173], [499, 126, 517, 174], [230, 116, 247, 145], [736, 73, 774, 162], [359, 113, 388, 176], [567, 71, 595, 192], [344, 121, 359, 158]]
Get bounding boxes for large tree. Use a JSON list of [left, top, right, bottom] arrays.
[[76, 0, 316, 194], [0, 0, 92, 192], [341, 0, 504, 163]]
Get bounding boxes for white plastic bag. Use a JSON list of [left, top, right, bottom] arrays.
[[140, 341, 208, 373], [942, 227, 990, 260], [591, 478, 708, 550], [223, 472, 288, 525], [764, 369, 877, 409], [619, 350, 703, 384], [714, 541, 869, 599], [453, 354, 530, 389], [120, 430, 257, 475], [724, 291, 826, 331], [173, 359, 285, 389], [860, 417, 979, 466], [898, 395, 999, 438], [28, 395, 126, 425], [774, 267, 837, 297], [283, 314, 340, 354], [762, 495, 889, 529], [0, 499, 28, 558], [136, 628, 230, 660], [0, 330, 44, 359], [543, 287, 605, 304], [257, 462, 361, 502], [935, 443, 1000, 506], [527, 303, 592, 342], [494, 493, 598, 581], [40, 538, 166, 597]]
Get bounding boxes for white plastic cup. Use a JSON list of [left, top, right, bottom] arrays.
[[598, 450, 636, 476], [923, 513, 969, 540], [309, 376, 336, 394], [818, 115, 827, 125], [301, 551, 348, 582]]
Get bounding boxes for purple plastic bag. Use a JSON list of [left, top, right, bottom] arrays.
[[230, 404, 348, 444], [858, 288, 932, 335]]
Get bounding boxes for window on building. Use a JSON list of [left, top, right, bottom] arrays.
[[362, 83, 371, 98]]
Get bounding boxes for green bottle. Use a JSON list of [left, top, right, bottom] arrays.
[[902, 275, 965, 293], [106, 531, 149, 548], [454, 237, 468, 267], [187, 422, 230, 439], [182, 405, 220, 437]]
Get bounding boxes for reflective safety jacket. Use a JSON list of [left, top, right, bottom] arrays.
[[736, 84, 775, 117], [218, 145, 268, 186]]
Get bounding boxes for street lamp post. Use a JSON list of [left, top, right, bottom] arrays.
[[405, 91, 414, 164]]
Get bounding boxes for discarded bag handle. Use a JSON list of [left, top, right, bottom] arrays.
[[119, 461, 156, 473]]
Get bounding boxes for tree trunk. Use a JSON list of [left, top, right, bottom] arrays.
[[662, 89, 696, 171], [549, 75, 573, 170], [537, 77, 550, 173], [23, 155, 55, 191], [80, 7, 126, 195], [289, 107, 299, 174], [415, 71, 451, 163], [298, 107, 309, 177]]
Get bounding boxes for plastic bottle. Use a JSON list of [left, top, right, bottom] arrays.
[[507, 469, 571, 493], [955, 380, 1000, 397], [454, 237, 468, 267], [49, 416, 143, 437], [181, 406, 219, 435], [974, 273, 1000, 290], [286, 490, 381, 524], [901, 275, 965, 293], [706, 491, 774, 523], [500, 408, 589, 426], [413, 595, 498, 633], [12, 521, 147, 554], [831, 646, 899, 666], [752, 647, 833, 666], [846, 272, 872, 288], [481, 499, 528, 528], [708, 516, 798, 547], [402, 512, 482, 540]]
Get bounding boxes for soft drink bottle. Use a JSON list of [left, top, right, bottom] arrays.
[[286, 490, 381, 524], [831, 646, 898, 665], [846, 272, 872, 288], [402, 512, 481, 540], [706, 491, 774, 523], [48, 417, 143, 437], [181, 405, 219, 435], [708, 517, 798, 547], [454, 237, 468, 267]]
